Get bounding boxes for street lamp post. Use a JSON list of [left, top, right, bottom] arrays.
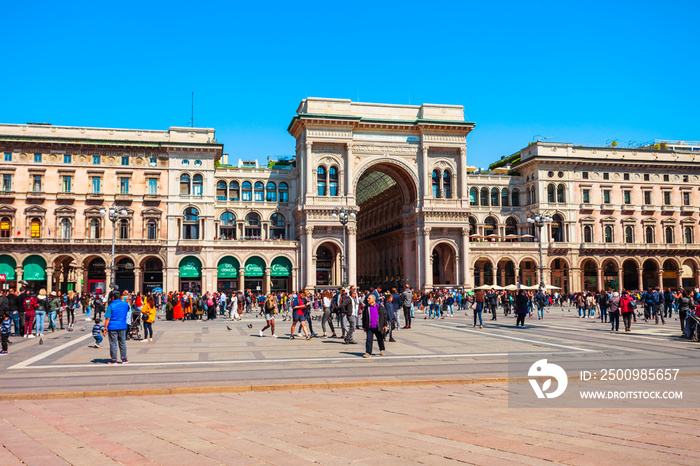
[[331, 207, 356, 288], [100, 204, 128, 291], [526, 213, 553, 290]]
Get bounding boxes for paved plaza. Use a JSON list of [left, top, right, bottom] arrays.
[[1, 307, 699, 464]]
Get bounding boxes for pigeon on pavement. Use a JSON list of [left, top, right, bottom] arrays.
[[226, 326, 232, 331], [39, 338, 43, 345]]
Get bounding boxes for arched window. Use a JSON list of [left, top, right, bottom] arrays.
[[183, 207, 199, 240], [219, 212, 236, 240], [242, 181, 252, 201], [480, 187, 489, 206], [604, 225, 613, 243], [432, 170, 441, 198], [254, 182, 264, 201], [505, 217, 517, 241], [119, 218, 129, 239], [625, 226, 634, 243], [266, 182, 277, 202], [317, 166, 326, 196], [551, 214, 564, 242], [442, 171, 452, 199], [512, 189, 520, 207], [547, 184, 555, 203], [89, 218, 100, 239], [685, 226, 694, 244], [501, 188, 510, 207], [665, 226, 674, 244], [270, 213, 286, 240], [192, 174, 203, 196], [147, 219, 157, 240], [484, 216, 497, 239], [645, 226, 654, 244], [245, 212, 261, 239], [60, 218, 71, 239], [491, 188, 499, 206], [30, 218, 41, 238], [329, 166, 339, 196], [557, 184, 565, 203], [469, 187, 478, 206], [229, 181, 239, 201], [468, 216, 477, 236], [180, 174, 191, 195], [216, 181, 227, 201], [279, 182, 289, 202], [0, 217, 10, 238], [583, 225, 593, 243]]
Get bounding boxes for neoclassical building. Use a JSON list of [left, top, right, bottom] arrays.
[[1, 98, 698, 294]]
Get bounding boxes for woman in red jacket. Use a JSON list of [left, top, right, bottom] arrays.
[[619, 290, 635, 332]]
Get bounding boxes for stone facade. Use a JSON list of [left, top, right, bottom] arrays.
[[1, 99, 698, 294]]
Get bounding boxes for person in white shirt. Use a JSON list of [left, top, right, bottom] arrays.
[[229, 293, 239, 320], [321, 290, 337, 338]]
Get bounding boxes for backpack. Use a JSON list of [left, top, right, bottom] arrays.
[[653, 292, 663, 304], [23, 296, 38, 313], [197, 297, 203, 308], [184, 296, 191, 306]]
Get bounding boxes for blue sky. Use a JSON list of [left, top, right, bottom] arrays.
[[2, 1, 698, 168]]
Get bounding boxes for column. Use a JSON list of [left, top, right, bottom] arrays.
[[264, 268, 271, 294], [461, 227, 469, 288], [459, 147, 468, 200], [677, 270, 683, 290], [304, 226, 314, 289], [478, 265, 484, 286], [455, 255, 461, 285], [76, 268, 84, 295], [516, 266, 521, 288], [617, 268, 623, 292], [291, 267, 298, 292], [238, 268, 245, 292], [657, 270, 663, 289], [15, 267, 22, 292], [346, 143, 354, 197], [596, 267, 603, 291], [415, 227, 423, 290], [492, 264, 498, 287], [201, 269, 207, 294], [423, 227, 432, 290], [500, 266, 506, 287], [46, 267, 54, 293], [106, 267, 112, 291], [638, 267, 643, 291], [305, 141, 314, 197], [347, 225, 357, 287], [422, 145, 431, 199], [134, 267, 142, 294]]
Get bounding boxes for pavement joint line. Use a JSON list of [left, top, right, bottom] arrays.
[[8, 350, 589, 370], [428, 323, 597, 352], [8, 333, 94, 370]]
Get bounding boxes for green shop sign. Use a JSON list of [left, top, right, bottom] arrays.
[[270, 258, 291, 277], [244, 257, 265, 277], [179, 257, 202, 278], [218, 258, 239, 278], [23, 255, 46, 281]]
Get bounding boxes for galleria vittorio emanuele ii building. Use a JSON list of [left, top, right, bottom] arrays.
[[0, 97, 698, 295]]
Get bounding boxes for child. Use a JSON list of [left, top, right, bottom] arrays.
[[92, 318, 104, 348], [1, 312, 11, 354]]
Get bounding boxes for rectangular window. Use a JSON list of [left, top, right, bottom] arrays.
[[148, 178, 158, 195], [34, 153, 42, 163], [2, 174, 11, 192], [603, 190, 611, 204], [644, 191, 652, 205], [663, 191, 671, 205], [149, 157, 157, 167], [120, 177, 130, 194], [623, 190, 631, 205], [31, 221, 40, 238], [64, 154, 72, 164], [33, 175, 42, 192], [603, 173, 609, 180], [4, 153, 11, 162], [62, 176, 72, 193], [91, 177, 101, 194], [683, 175, 689, 182], [93, 156, 101, 165], [582, 189, 590, 204], [644, 174, 650, 181], [121, 156, 129, 166], [663, 174, 670, 182], [683, 192, 691, 206], [582, 172, 589, 179], [623, 173, 630, 181]]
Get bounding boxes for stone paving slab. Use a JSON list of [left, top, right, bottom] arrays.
[[2, 383, 698, 464]]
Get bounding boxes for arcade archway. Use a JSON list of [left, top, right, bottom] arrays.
[[355, 161, 418, 290]]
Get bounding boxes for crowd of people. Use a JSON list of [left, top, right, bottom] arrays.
[[2, 282, 699, 359]]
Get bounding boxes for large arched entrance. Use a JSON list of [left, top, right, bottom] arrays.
[[432, 243, 456, 286], [662, 259, 679, 289], [115, 257, 135, 292], [550, 258, 569, 293], [355, 161, 418, 290], [86, 257, 107, 295], [142, 257, 164, 293], [642, 259, 659, 290], [581, 259, 598, 292], [602, 259, 620, 291], [52, 255, 76, 293], [622, 259, 639, 291], [316, 243, 339, 288]]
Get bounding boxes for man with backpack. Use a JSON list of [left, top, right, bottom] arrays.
[[642, 288, 654, 322], [534, 289, 547, 320], [652, 287, 666, 325]]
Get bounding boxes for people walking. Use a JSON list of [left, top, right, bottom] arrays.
[[290, 291, 311, 340], [620, 290, 635, 332], [104, 290, 130, 364], [141, 296, 156, 342], [401, 285, 412, 328], [260, 294, 277, 338], [608, 291, 621, 332], [320, 290, 336, 338], [515, 289, 529, 327], [362, 294, 387, 358], [473, 290, 484, 328]]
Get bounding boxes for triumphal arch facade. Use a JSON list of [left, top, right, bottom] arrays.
[[288, 98, 474, 291]]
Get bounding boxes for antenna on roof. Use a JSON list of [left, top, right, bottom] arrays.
[[190, 92, 194, 128], [532, 135, 556, 143]]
